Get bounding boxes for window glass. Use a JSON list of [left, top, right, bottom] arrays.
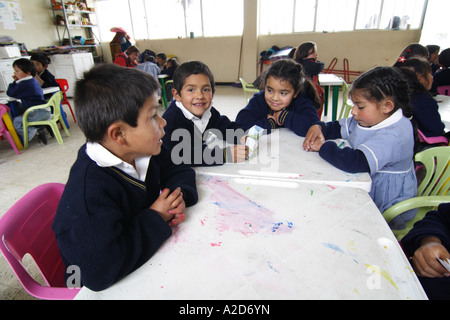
[[145, 0, 185, 39], [293, 0, 316, 32], [202, 0, 244, 37], [259, 0, 295, 35], [380, 0, 426, 30], [95, 0, 133, 42], [315, 0, 357, 32], [355, 0, 382, 30]]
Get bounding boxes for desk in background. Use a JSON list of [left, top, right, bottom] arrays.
[[195, 129, 372, 192], [318, 73, 344, 121], [436, 94, 450, 132], [75, 174, 426, 300]]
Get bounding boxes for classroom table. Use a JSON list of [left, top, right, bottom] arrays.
[[75, 173, 427, 300], [318, 73, 344, 121], [195, 128, 372, 192], [436, 94, 450, 131]]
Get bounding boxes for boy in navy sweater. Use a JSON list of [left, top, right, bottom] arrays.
[[8, 58, 49, 144], [52, 64, 198, 291], [162, 61, 247, 166]]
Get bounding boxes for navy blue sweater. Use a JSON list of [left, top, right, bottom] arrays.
[[7, 77, 46, 109], [235, 91, 321, 137], [162, 101, 245, 166], [410, 91, 445, 137], [52, 144, 197, 291]]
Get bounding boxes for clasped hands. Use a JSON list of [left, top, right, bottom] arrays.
[[150, 187, 186, 227]]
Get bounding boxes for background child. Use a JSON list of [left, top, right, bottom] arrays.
[[160, 57, 179, 102], [401, 202, 450, 300], [303, 66, 417, 230], [8, 58, 49, 144], [113, 45, 140, 68], [162, 61, 247, 166], [156, 52, 167, 70], [52, 64, 198, 291], [293, 41, 325, 80], [394, 58, 446, 141], [236, 59, 322, 137], [30, 52, 59, 89], [433, 48, 450, 88]]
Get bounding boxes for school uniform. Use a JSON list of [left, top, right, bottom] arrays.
[[410, 91, 445, 137], [39, 69, 59, 88], [52, 143, 198, 291], [319, 109, 417, 229], [162, 100, 244, 166], [401, 202, 450, 300], [299, 58, 325, 79], [113, 52, 137, 68], [433, 68, 450, 87], [235, 90, 321, 137]]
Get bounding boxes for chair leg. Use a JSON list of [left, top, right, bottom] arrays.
[[23, 122, 29, 149], [64, 101, 76, 123], [48, 122, 64, 144], [4, 131, 20, 155]]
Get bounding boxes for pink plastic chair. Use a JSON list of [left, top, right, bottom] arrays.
[[0, 104, 20, 155], [417, 128, 449, 146], [0, 183, 81, 300], [437, 85, 450, 96]]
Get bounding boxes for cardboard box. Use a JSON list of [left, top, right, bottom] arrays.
[[0, 45, 21, 58]]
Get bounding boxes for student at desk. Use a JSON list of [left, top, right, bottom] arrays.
[[52, 64, 198, 291], [236, 59, 322, 137], [7, 58, 49, 144], [162, 61, 247, 166], [303, 67, 417, 230]]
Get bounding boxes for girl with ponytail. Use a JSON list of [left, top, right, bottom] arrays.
[[303, 66, 417, 230]]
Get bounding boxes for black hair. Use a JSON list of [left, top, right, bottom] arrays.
[[157, 53, 167, 61], [13, 58, 37, 76], [393, 58, 432, 94], [30, 53, 51, 67], [398, 43, 429, 61], [438, 48, 450, 68], [426, 45, 440, 56], [350, 66, 411, 117], [74, 63, 160, 143], [294, 42, 317, 61], [173, 61, 215, 94], [264, 59, 321, 109]]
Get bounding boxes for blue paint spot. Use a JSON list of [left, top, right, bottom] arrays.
[[322, 243, 345, 254]]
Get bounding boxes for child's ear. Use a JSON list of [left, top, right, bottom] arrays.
[[107, 122, 126, 145], [383, 99, 395, 114], [172, 88, 181, 101]]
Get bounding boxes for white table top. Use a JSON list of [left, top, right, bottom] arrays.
[[436, 94, 450, 131], [0, 86, 60, 104], [318, 73, 344, 86], [75, 174, 426, 300], [195, 129, 372, 192]]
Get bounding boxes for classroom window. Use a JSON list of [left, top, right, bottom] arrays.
[[259, 0, 428, 35]]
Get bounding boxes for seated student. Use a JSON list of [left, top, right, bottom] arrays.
[[52, 64, 198, 291], [30, 53, 59, 89], [427, 44, 441, 74], [433, 48, 450, 89], [303, 67, 417, 230], [162, 61, 247, 167], [8, 58, 49, 144], [394, 58, 446, 140], [401, 203, 450, 300], [293, 41, 324, 81], [135, 54, 161, 80], [161, 57, 179, 101], [113, 45, 140, 68], [397, 43, 429, 62], [236, 59, 322, 137], [156, 52, 167, 70]]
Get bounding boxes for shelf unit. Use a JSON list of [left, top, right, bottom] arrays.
[[50, 0, 103, 62]]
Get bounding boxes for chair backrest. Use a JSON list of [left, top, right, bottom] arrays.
[[415, 146, 450, 197], [0, 183, 80, 299], [437, 85, 450, 96], [48, 91, 63, 117], [55, 79, 69, 94], [417, 128, 449, 146], [338, 81, 354, 120], [239, 77, 259, 103]]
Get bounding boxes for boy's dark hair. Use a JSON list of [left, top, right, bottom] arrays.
[[13, 58, 37, 76], [426, 45, 440, 56], [173, 61, 215, 94], [439, 48, 450, 68], [30, 53, 50, 66], [74, 63, 160, 143], [157, 53, 167, 61], [264, 59, 321, 109]]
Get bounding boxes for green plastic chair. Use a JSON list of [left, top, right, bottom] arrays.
[[239, 78, 260, 103], [337, 80, 353, 120], [383, 146, 450, 240], [22, 91, 70, 149]]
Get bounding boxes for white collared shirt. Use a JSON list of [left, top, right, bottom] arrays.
[[16, 75, 33, 84], [175, 100, 212, 133], [85, 142, 151, 182]]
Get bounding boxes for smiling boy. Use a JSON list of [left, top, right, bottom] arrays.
[[52, 64, 198, 291], [162, 61, 247, 166]]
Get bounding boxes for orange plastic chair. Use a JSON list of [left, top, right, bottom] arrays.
[[0, 183, 81, 299], [0, 104, 20, 155], [55, 79, 76, 123]]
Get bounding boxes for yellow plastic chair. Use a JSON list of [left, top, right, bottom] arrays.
[[337, 80, 353, 120], [22, 91, 70, 149], [383, 146, 450, 240], [239, 78, 260, 103]]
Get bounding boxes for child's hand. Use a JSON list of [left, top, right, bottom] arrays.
[[411, 236, 450, 278], [230, 144, 248, 163], [168, 197, 186, 227], [303, 125, 325, 151], [150, 187, 186, 226]]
